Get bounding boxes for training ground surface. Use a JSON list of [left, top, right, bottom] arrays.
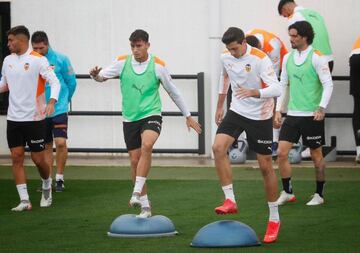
[[0, 165, 359, 253]]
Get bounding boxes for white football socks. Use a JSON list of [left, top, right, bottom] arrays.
[[222, 184, 236, 202], [133, 176, 146, 194], [268, 201, 280, 222], [56, 173, 64, 182], [16, 184, 29, 202], [42, 177, 52, 190]]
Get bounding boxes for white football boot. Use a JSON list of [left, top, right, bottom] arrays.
[[129, 192, 141, 208], [40, 187, 53, 207], [11, 200, 32, 212], [136, 207, 152, 218], [306, 193, 324, 206], [277, 190, 296, 205]]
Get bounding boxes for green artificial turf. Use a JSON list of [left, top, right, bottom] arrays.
[[0, 166, 359, 253]]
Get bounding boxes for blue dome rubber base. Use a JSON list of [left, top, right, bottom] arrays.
[[191, 220, 261, 248], [108, 214, 178, 238]]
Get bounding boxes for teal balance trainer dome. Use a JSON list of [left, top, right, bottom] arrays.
[[108, 214, 178, 238], [191, 220, 260, 248]]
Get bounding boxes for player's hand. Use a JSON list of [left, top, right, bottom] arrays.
[[186, 116, 202, 134], [45, 99, 56, 116], [274, 111, 282, 127], [89, 66, 102, 78], [215, 108, 224, 126], [235, 86, 260, 99], [314, 107, 325, 121]]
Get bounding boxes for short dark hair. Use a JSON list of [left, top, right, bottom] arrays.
[[222, 27, 245, 45], [289, 21, 315, 45], [246, 35, 261, 49], [31, 31, 49, 45], [7, 25, 30, 40], [278, 0, 295, 15], [129, 29, 149, 43]]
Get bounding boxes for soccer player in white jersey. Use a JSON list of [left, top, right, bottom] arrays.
[[0, 25, 60, 211], [275, 21, 333, 206], [90, 30, 201, 218], [213, 27, 282, 243]]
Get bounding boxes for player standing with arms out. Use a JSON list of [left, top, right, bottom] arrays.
[[90, 29, 201, 218]]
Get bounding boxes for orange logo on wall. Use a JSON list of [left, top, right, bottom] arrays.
[[24, 63, 30, 71]]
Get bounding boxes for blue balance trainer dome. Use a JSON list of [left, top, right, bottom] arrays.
[[108, 214, 178, 238], [191, 220, 260, 248]]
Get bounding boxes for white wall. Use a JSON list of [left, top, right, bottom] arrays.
[[1, 0, 359, 154]]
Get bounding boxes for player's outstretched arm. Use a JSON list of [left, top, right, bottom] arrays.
[[89, 66, 107, 82]]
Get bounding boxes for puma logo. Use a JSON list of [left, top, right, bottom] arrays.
[[293, 74, 304, 84], [132, 84, 144, 95]]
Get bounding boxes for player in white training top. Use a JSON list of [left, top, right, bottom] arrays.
[[0, 25, 60, 211], [212, 27, 282, 243]]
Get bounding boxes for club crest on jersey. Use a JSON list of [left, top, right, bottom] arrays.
[[49, 65, 56, 71], [24, 63, 30, 71], [245, 64, 251, 72]]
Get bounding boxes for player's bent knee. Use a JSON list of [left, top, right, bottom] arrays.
[[313, 159, 324, 170], [11, 151, 23, 160], [141, 142, 154, 153], [55, 138, 67, 149], [130, 158, 139, 169], [212, 143, 226, 156], [277, 148, 288, 160]]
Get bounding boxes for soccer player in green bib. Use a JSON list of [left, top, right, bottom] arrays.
[[274, 21, 333, 206], [278, 0, 334, 72], [278, 0, 334, 161], [90, 30, 202, 218]]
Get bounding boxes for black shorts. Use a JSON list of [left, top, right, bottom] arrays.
[[45, 113, 68, 143], [123, 115, 162, 151], [216, 110, 273, 155], [279, 116, 325, 149], [7, 120, 46, 152]]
